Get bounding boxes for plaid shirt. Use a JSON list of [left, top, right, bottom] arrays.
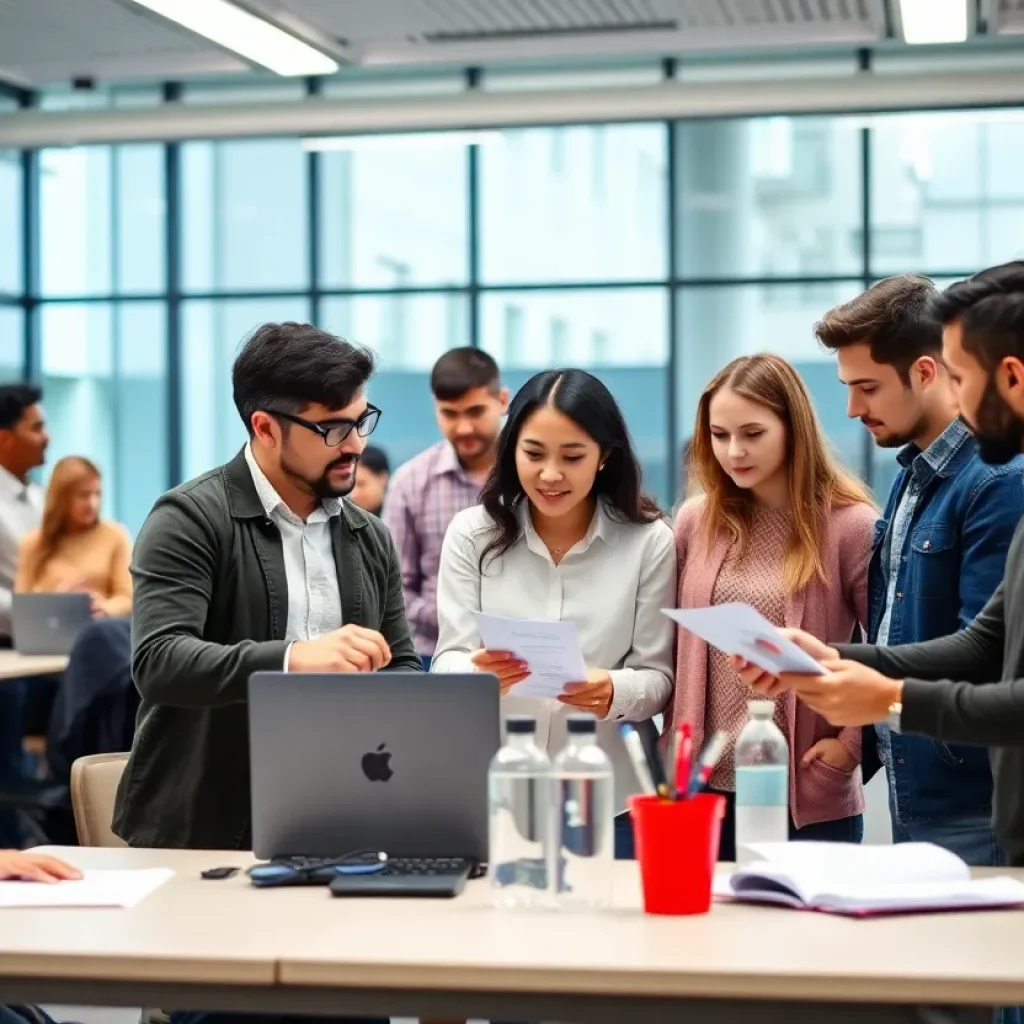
[[382, 440, 482, 655]]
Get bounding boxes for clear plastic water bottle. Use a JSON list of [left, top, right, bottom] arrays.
[[488, 715, 552, 908], [550, 713, 614, 909], [734, 700, 789, 866]]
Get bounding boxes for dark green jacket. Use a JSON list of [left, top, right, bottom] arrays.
[[112, 447, 421, 850]]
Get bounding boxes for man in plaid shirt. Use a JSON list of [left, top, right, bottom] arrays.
[[383, 349, 507, 667]]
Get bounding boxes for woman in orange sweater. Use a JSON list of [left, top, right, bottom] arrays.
[[16, 456, 132, 618]]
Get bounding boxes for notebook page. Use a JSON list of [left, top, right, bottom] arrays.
[[741, 841, 970, 903], [0, 868, 173, 909], [817, 876, 1024, 916]]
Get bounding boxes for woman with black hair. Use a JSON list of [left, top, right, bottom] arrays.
[[432, 369, 675, 858]]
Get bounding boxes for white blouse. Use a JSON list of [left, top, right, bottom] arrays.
[[432, 501, 676, 810]]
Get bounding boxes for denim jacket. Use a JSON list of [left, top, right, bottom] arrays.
[[869, 422, 1024, 824]]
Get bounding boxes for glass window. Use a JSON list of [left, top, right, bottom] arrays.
[[319, 136, 469, 289], [675, 282, 867, 500], [675, 116, 863, 280], [320, 294, 470, 471], [870, 111, 1024, 276], [479, 288, 670, 504], [0, 305, 23, 381], [40, 301, 166, 536], [181, 297, 311, 480], [40, 148, 112, 297], [480, 124, 667, 284], [113, 302, 168, 536], [40, 302, 115, 516], [0, 148, 21, 295], [182, 139, 309, 292], [115, 145, 165, 294]]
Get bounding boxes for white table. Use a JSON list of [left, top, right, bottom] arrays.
[[0, 845, 1018, 1023], [0, 651, 68, 680]]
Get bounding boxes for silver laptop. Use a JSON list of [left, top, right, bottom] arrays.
[[248, 671, 500, 861], [12, 593, 92, 655]]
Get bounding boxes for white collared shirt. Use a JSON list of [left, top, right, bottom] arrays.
[[0, 466, 42, 637], [432, 501, 676, 810], [244, 445, 343, 664]]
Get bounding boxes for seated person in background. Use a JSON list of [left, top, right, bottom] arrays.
[[432, 368, 676, 860], [16, 456, 132, 619], [348, 443, 389, 516], [672, 354, 877, 860]]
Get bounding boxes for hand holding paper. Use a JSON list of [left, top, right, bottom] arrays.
[[475, 613, 588, 699], [662, 603, 830, 677]]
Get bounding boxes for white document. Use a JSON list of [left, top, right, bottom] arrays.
[[0, 868, 173, 909], [475, 613, 588, 699], [712, 841, 1024, 917], [662, 603, 827, 676]]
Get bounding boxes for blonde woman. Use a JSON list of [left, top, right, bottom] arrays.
[[16, 456, 132, 618], [672, 354, 877, 859]]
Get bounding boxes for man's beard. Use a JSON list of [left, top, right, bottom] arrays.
[[964, 378, 1024, 466], [282, 451, 360, 499], [863, 410, 929, 450]]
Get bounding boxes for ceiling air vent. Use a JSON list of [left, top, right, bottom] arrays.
[[420, 0, 677, 43]]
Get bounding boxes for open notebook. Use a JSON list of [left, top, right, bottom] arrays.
[[712, 841, 1024, 917]]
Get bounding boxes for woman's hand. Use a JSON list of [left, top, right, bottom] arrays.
[[471, 649, 530, 696], [0, 850, 82, 883], [801, 737, 857, 773], [89, 593, 108, 618], [558, 668, 614, 719]]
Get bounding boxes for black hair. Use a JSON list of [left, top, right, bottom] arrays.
[[931, 261, 1024, 371], [232, 322, 375, 434], [478, 369, 661, 570], [359, 444, 390, 475], [430, 347, 500, 402], [0, 384, 42, 431]]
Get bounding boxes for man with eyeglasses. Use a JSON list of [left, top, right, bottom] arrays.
[[112, 322, 421, 862]]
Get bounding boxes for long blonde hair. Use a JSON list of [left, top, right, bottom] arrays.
[[689, 354, 874, 593], [22, 456, 101, 587]]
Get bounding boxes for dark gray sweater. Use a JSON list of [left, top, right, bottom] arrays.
[[837, 517, 1024, 865]]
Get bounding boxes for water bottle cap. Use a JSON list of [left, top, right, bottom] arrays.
[[748, 700, 775, 717], [504, 715, 536, 735], [566, 713, 597, 734]]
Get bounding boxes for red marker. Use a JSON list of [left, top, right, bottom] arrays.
[[673, 722, 693, 800]]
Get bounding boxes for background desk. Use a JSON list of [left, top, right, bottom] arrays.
[[0, 651, 68, 680], [0, 846, 1020, 1024]]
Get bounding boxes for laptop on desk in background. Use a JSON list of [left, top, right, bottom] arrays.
[[12, 593, 92, 655], [247, 671, 500, 897]]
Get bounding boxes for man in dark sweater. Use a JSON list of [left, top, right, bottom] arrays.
[[735, 261, 1024, 867]]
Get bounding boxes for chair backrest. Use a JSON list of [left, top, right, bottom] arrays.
[[70, 752, 129, 847]]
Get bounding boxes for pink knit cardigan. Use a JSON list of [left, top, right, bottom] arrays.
[[668, 497, 877, 828]]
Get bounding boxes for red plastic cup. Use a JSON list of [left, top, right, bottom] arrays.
[[628, 792, 726, 915]]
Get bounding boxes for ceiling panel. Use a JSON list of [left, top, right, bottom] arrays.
[[247, 0, 890, 63], [0, 0, 248, 85]]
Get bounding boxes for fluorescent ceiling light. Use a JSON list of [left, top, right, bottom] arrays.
[[124, 0, 338, 76], [898, 0, 968, 45], [302, 131, 506, 153]]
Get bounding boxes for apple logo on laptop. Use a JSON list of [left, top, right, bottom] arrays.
[[361, 743, 393, 782]]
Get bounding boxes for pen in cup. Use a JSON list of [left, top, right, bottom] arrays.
[[673, 722, 693, 800], [684, 731, 728, 798], [618, 724, 658, 797]]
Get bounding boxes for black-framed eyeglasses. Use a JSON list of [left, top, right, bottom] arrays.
[[268, 405, 381, 447]]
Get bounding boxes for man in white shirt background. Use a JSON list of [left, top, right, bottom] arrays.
[[0, 384, 49, 847]]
